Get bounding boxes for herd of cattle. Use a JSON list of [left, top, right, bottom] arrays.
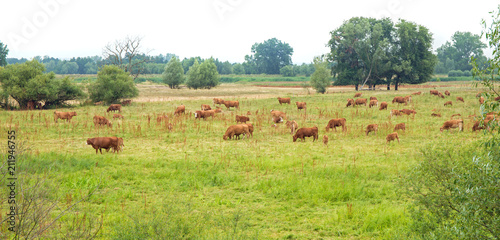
[[49, 90, 493, 154]]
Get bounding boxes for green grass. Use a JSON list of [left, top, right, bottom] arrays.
[[0, 83, 490, 239]]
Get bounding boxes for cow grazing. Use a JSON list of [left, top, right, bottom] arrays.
[[121, 99, 132, 106], [444, 101, 453, 106], [438, 92, 445, 98], [355, 98, 367, 106], [354, 92, 362, 98], [323, 135, 328, 146], [223, 124, 250, 140], [270, 110, 286, 119], [325, 118, 347, 132], [404, 95, 412, 103], [174, 105, 185, 115], [113, 114, 124, 119], [93, 115, 112, 127], [430, 90, 439, 95], [235, 115, 250, 123], [392, 96, 407, 105], [278, 97, 291, 105], [472, 121, 487, 132], [157, 115, 168, 122], [293, 127, 319, 142], [86, 137, 123, 154], [365, 124, 378, 136], [394, 123, 406, 131], [386, 132, 400, 144], [456, 97, 464, 102], [244, 123, 254, 138], [370, 97, 377, 101], [346, 99, 355, 107], [444, 90, 450, 96], [286, 120, 298, 134], [296, 102, 307, 110], [201, 104, 212, 111], [223, 100, 239, 110], [107, 104, 122, 113], [369, 100, 378, 108], [272, 116, 284, 123], [479, 97, 485, 104], [379, 102, 388, 110], [194, 110, 215, 120], [412, 91, 422, 95], [399, 109, 416, 116], [390, 109, 401, 117], [214, 108, 222, 113], [431, 113, 442, 117], [440, 119, 463, 132], [213, 98, 224, 106], [54, 111, 77, 123]]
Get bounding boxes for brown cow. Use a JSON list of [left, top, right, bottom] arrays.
[[346, 99, 355, 107], [223, 124, 250, 140], [394, 123, 406, 131], [355, 98, 367, 106], [412, 91, 422, 95], [121, 100, 132, 106], [390, 109, 401, 117], [400, 109, 416, 116], [215, 108, 222, 113], [157, 115, 168, 122], [286, 120, 298, 134], [325, 118, 346, 132], [93, 115, 112, 127], [233, 123, 254, 139], [370, 97, 377, 101], [107, 104, 122, 113], [430, 90, 439, 95], [354, 92, 362, 98], [386, 132, 400, 144], [194, 110, 215, 120], [224, 100, 239, 110], [54, 111, 77, 123], [392, 96, 407, 105], [293, 127, 318, 142], [456, 97, 464, 102], [86, 137, 123, 154], [444, 90, 450, 96], [365, 124, 378, 136], [444, 101, 453, 106], [479, 97, 485, 104], [174, 105, 185, 115], [270, 110, 286, 119], [431, 113, 442, 117], [323, 135, 328, 146], [113, 114, 124, 119], [213, 98, 225, 106], [404, 95, 412, 103], [296, 102, 307, 110], [236, 115, 250, 123], [369, 100, 378, 108], [201, 104, 212, 111], [379, 102, 388, 110], [278, 97, 291, 105], [440, 119, 463, 132], [272, 116, 284, 123], [438, 92, 445, 98]]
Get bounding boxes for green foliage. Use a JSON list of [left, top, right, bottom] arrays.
[[185, 59, 220, 89], [0, 41, 8, 67], [0, 60, 85, 109], [437, 31, 487, 72], [279, 65, 295, 77], [246, 38, 294, 74], [88, 65, 138, 104], [232, 63, 245, 75], [310, 57, 331, 94], [448, 70, 464, 77], [162, 56, 184, 89]]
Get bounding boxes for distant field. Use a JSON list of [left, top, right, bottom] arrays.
[[0, 82, 490, 239]]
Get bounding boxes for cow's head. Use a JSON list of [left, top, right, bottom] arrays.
[[293, 135, 298, 142], [223, 134, 229, 140], [86, 138, 94, 145]]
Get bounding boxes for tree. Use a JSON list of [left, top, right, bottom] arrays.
[[280, 65, 295, 77], [310, 57, 332, 94], [232, 63, 245, 75], [0, 60, 85, 109], [88, 65, 139, 104], [437, 31, 487, 72], [185, 59, 220, 89], [102, 36, 150, 80], [247, 38, 293, 74], [0, 41, 8, 66], [162, 56, 184, 89]]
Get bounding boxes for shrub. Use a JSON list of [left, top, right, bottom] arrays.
[[162, 56, 184, 89], [88, 65, 139, 104], [448, 70, 464, 77], [185, 59, 220, 89], [279, 65, 295, 77], [310, 57, 332, 94], [463, 70, 472, 77]]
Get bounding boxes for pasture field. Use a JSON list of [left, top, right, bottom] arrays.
[[0, 82, 489, 239]]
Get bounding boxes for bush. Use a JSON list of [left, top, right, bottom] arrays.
[[162, 56, 184, 89], [310, 58, 332, 94], [279, 65, 295, 77], [88, 65, 139, 104], [185, 59, 220, 89], [463, 70, 472, 77], [448, 70, 464, 77]]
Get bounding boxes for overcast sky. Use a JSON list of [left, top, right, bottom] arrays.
[[1, 0, 498, 64]]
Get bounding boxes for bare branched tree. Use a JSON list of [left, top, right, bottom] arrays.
[[103, 36, 151, 80]]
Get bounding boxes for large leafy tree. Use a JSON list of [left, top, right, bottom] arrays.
[[88, 65, 139, 104], [0, 41, 8, 67], [246, 38, 293, 74], [162, 56, 184, 89], [436, 31, 487, 73], [310, 57, 332, 94], [0, 60, 85, 109], [185, 59, 220, 89]]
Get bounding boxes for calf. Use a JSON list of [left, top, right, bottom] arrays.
[[379, 102, 388, 110], [369, 100, 378, 108], [201, 104, 212, 111], [278, 97, 291, 105], [365, 124, 378, 136], [296, 101, 307, 110], [412, 91, 421, 95], [113, 114, 124, 119], [400, 109, 416, 116], [394, 123, 405, 131], [386, 132, 400, 144], [444, 101, 453, 106], [390, 109, 401, 117], [431, 113, 442, 117], [293, 127, 318, 142], [346, 99, 355, 107], [456, 97, 464, 102], [440, 119, 463, 132], [270, 110, 286, 119], [430, 90, 439, 95], [438, 92, 445, 98], [354, 92, 362, 98], [472, 121, 485, 132], [121, 99, 132, 106], [325, 118, 346, 132], [194, 110, 215, 120], [323, 135, 328, 146], [93, 115, 112, 128], [223, 100, 239, 110], [355, 98, 367, 106], [235, 115, 250, 123], [444, 90, 450, 96], [107, 104, 122, 112], [223, 124, 250, 140], [392, 96, 407, 105], [174, 105, 185, 115], [54, 111, 77, 123], [286, 120, 298, 134], [272, 116, 284, 123]]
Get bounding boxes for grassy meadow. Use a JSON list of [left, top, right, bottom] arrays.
[[0, 82, 490, 239]]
